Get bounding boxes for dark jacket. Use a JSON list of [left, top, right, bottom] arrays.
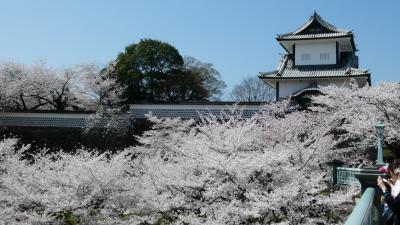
[[384, 191, 400, 225]]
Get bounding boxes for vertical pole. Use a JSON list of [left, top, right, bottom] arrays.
[[376, 122, 385, 167], [276, 81, 280, 101], [326, 160, 344, 186]]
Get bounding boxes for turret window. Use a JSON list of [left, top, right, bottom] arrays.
[[301, 53, 311, 61], [320, 53, 330, 60]]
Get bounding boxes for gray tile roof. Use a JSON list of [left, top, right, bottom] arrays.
[[277, 32, 351, 40], [291, 86, 320, 97], [277, 12, 352, 41], [259, 53, 370, 79]]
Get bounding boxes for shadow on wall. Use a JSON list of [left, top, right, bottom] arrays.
[[0, 119, 152, 153]]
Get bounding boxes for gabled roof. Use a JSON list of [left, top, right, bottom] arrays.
[[259, 52, 370, 80], [277, 11, 353, 41]]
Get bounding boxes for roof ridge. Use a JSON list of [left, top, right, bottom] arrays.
[[313, 12, 351, 34], [278, 12, 351, 38]]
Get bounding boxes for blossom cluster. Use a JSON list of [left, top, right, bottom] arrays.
[[3, 82, 400, 224]]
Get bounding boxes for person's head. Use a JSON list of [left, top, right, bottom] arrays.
[[388, 160, 400, 181]]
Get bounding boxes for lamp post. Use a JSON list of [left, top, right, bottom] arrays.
[[351, 121, 387, 224], [375, 121, 385, 167]]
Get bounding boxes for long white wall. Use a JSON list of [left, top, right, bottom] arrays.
[[129, 104, 263, 111], [0, 112, 129, 128], [129, 103, 264, 119], [0, 103, 266, 127]]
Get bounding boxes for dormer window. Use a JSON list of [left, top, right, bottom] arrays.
[[320, 53, 330, 61], [301, 53, 311, 61]]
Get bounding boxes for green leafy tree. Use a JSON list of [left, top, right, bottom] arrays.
[[115, 39, 184, 102], [161, 68, 208, 102], [112, 39, 226, 103]]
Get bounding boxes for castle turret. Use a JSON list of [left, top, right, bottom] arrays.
[[259, 12, 371, 101]]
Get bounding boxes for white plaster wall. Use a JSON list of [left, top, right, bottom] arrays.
[[295, 42, 336, 65], [278, 77, 369, 99], [314, 77, 368, 89], [279, 80, 310, 98]]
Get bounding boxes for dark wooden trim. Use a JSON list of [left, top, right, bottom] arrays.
[[367, 74, 372, 86], [293, 44, 296, 65], [350, 35, 357, 51], [336, 41, 340, 65], [276, 81, 280, 101], [295, 63, 338, 68], [279, 42, 290, 53]]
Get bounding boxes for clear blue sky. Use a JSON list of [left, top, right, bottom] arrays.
[[0, 0, 399, 99]]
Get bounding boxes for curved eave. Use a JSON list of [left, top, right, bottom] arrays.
[[258, 70, 278, 77], [291, 88, 321, 98], [276, 33, 353, 41]]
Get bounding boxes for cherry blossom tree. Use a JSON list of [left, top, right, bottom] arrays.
[[0, 62, 82, 111], [0, 100, 358, 225], [0, 61, 125, 113], [0, 61, 42, 111], [0, 138, 144, 225], [312, 82, 400, 158], [7, 82, 400, 224], [78, 62, 128, 134], [128, 105, 358, 224]]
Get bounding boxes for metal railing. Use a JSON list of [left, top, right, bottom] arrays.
[[336, 167, 361, 187], [344, 187, 379, 225]]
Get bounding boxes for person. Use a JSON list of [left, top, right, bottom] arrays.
[[378, 161, 400, 225]]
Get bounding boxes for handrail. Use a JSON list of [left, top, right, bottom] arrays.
[[344, 187, 378, 225], [336, 167, 362, 186]]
